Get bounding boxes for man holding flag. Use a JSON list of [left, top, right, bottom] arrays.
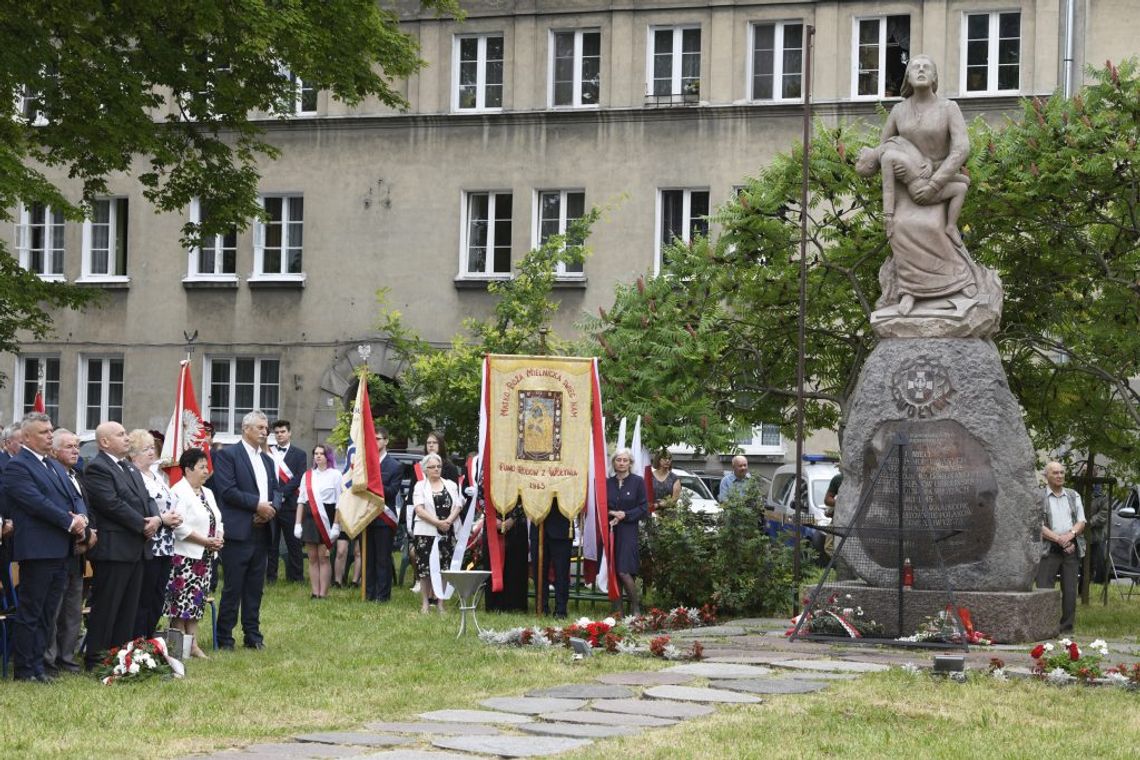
[[363, 426, 403, 602]]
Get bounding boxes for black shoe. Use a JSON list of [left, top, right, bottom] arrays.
[[243, 641, 266, 650], [217, 642, 235, 651], [43, 664, 60, 678], [16, 673, 54, 684], [56, 661, 82, 674]]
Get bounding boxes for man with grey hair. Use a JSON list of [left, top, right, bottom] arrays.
[[44, 428, 93, 673], [1037, 461, 1086, 634], [1, 423, 24, 556], [718, 455, 753, 503], [211, 410, 277, 649], [4, 413, 88, 681]]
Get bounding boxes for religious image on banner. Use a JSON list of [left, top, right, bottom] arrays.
[[518, 391, 561, 461]]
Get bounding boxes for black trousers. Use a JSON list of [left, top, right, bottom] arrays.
[[533, 537, 572, 618], [12, 557, 67, 678], [1037, 548, 1080, 633], [364, 521, 394, 602], [86, 558, 144, 667], [218, 528, 268, 646], [266, 505, 304, 582], [134, 555, 172, 639]]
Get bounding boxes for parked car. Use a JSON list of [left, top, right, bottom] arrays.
[[764, 455, 839, 563], [674, 468, 719, 516], [1108, 485, 1140, 575]]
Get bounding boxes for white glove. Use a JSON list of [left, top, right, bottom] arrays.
[[293, 524, 303, 540], [329, 524, 341, 542], [464, 486, 477, 498]]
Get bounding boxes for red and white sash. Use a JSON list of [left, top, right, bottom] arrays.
[[304, 470, 333, 549]]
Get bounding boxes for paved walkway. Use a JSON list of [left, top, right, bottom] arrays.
[[182, 618, 1140, 759]]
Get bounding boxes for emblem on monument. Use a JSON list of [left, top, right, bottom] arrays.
[[892, 356, 955, 418]]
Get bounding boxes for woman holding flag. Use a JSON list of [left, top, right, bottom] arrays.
[[412, 452, 462, 613], [295, 445, 343, 599]]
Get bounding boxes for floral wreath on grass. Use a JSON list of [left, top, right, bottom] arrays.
[[479, 604, 716, 661], [94, 637, 185, 685], [787, 593, 883, 638]]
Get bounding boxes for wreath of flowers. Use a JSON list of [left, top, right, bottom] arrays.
[[94, 637, 185, 685], [897, 606, 992, 646], [788, 593, 883, 638], [479, 605, 715, 661]]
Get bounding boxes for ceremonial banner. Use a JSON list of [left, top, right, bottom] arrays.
[[336, 374, 388, 539], [160, 359, 212, 486]]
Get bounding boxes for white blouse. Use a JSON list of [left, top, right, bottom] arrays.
[[298, 467, 344, 505]]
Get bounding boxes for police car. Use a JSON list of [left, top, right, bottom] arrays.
[[764, 455, 839, 564]]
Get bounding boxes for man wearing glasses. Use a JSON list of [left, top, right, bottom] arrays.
[[364, 426, 404, 602]]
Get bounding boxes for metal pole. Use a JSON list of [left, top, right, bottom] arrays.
[[792, 25, 815, 618], [897, 437, 906, 635]]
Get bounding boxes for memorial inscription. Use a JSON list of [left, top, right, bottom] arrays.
[[856, 419, 996, 573]]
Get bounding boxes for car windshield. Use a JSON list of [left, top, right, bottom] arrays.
[[678, 473, 714, 500], [811, 479, 830, 509]]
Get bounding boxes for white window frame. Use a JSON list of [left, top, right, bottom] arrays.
[[735, 424, 785, 456], [292, 73, 318, 114], [80, 197, 129, 282], [655, 188, 710, 275], [851, 15, 910, 100], [960, 11, 1021, 96], [748, 21, 805, 102], [548, 29, 601, 109], [203, 356, 281, 437], [77, 355, 124, 434], [17, 85, 49, 126], [253, 194, 306, 283], [452, 33, 505, 112], [533, 189, 586, 278], [459, 190, 513, 279], [15, 202, 66, 280], [646, 26, 701, 101], [184, 198, 238, 282], [13, 355, 61, 423]]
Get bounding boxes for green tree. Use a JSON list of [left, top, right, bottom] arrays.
[[333, 209, 601, 454], [586, 61, 1140, 478], [0, 0, 461, 375]]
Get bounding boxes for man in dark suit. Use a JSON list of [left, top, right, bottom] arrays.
[[267, 419, 306, 584], [0, 424, 25, 576], [82, 420, 161, 669], [363, 426, 403, 602], [4, 413, 89, 682], [212, 410, 277, 649]]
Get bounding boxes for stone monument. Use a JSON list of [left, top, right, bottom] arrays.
[[825, 55, 1055, 642]]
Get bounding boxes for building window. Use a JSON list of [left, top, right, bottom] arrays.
[[735, 424, 784, 454], [79, 356, 123, 433], [536, 190, 585, 276], [16, 356, 61, 422], [81, 198, 128, 279], [15, 202, 65, 279], [751, 22, 804, 101], [657, 188, 709, 273], [462, 191, 512, 277], [290, 72, 318, 113], [454, 34, 504, 111], [963, 12, 1021, 94], [254, 195, 303, 278], [648, 26, 700, 101], [853, 15, 910, 98], [550, 30, 600, 107], [205, 357, 280, 436], [187, 198, 237, 278]]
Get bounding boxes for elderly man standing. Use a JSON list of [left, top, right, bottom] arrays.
[[4, 413, 88, 682], [718, 456, 753, 503], [43, 429, 94, 674], [0, 424, 25, 570], [82, 421, 161, 669], [212, 411, 277, 649], [1037, 461, 1086, 634]]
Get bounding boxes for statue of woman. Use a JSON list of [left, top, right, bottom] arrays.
[[875, 55, 977, 315]]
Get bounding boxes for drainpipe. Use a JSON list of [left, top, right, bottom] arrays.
[[1062, 0, 1076, 97]]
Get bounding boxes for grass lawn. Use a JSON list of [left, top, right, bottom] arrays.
[[2, 567, 1138, 758]]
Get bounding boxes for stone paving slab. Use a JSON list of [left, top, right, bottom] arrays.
[[708, 678, 831, 695], [783, 671, 860, 681], [356, 751, 491, 760], [773, 659, 889, 674], [479, 696, 587, 714], [525, 684, 635, 699], [589, 698, 715, 720], [432, 736, 593, 758], [294, 733, 413, 748], [643, 685, 763, 704], [418, 710, 533, 725], [595, 670, 696, 686], [728, 618, 789, 630], [537, 710, 677, 728], [519, 722, 642, 739], [205, 744, 370, 759], [704, 652, 805, 665], [668, 625, 746, 638], [364, 722, 502, 737], [662, 662, 773, 679]]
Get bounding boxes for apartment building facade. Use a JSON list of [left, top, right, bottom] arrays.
[[3, 0, 1131, 458]]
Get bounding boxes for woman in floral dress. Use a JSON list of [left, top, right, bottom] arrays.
[[166, 448, 224, 658]]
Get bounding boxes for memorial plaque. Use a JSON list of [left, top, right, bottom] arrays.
[[854, 419, 996, 576]]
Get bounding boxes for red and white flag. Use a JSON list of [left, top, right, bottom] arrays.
[[31, 390, 45, 413], [160, 359, 212, 486]]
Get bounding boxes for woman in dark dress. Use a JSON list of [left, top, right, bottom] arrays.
[[607, 447, 648, 615], [481, 499, 529, 612], [650, 450, 681, 511]]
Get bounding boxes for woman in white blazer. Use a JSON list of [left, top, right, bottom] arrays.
[[164, 448, 224, 658], [412, 453, 462, 614]]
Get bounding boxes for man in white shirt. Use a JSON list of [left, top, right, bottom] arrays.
[[1037, 461, 1086, 634]]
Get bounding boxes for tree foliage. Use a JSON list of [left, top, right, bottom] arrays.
[[587, 61, 1140, 478], [0, 0, 461, 372], [339, 209, 602, 454]]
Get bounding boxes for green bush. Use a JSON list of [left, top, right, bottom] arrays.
[[643, 484, 799, 616]]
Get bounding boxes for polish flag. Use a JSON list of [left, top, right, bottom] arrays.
[[160, 359, 212, 486]]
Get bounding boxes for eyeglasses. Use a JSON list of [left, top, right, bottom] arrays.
[[425, 464, 441, 469]]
